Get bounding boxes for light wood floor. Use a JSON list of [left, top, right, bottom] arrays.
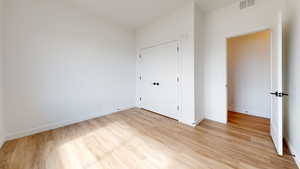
[[228, 111, 270, 135], [0, 109, 298, 169]]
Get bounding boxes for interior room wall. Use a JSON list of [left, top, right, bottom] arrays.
[[285, 0, 300, 166], [203, 0, 285, 123], [0, 0, 5, 147], [194, 3, 205, 123], [227, 31, 271, 118], [3, 0, 136, 140], [136, 1, 203, 126]]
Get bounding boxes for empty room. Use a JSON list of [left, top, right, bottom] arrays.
[[0, 0, 300, 169]]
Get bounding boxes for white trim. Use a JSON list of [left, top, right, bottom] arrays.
[[227, 27, 271, 39], [5, 107, 135, 141], [193, 119, 203, 127], [295, 156, 300, 169], [140, 40, 179, 51], [179, 119, 203, 127], [286, 139, 300, 169], [179, 120, 195, 127], [228, 107, 271, 119], [0, 138, 4, 149]]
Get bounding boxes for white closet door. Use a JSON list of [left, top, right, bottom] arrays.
[[140, 41, 179, 119]]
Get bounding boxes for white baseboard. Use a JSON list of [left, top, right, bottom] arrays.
[[193, 118, 204, 126], [0, 138, 4, 149], [295, 158, 300, 169], [228, 107, 270, 119], [286, 139, 300, 169], [205, 113, 227, 124], [179, 119, 203, 127], [5, 107, 134, 141], [179, 120, 195, 127]]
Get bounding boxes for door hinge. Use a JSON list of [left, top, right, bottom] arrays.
[[177, 47, 179, 53], [139, 54, 142, 59], [139, 97, 142, 101], [177, 77, 180, 83], [177, 105, 180, 111], [139, 76, 142, 80]]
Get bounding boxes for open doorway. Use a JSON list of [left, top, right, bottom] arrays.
[[226, 30, 271, 134]]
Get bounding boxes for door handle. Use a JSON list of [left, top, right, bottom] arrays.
[[270, 91, 289, 97], [270, 91, 279, 96], [278, 92, 289, 97]]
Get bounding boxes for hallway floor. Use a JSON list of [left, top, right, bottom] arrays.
[[228, 111, 270, 135]]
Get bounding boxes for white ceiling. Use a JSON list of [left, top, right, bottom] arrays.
[[195, 0, 239, 11], [66, 0, 239, 30]]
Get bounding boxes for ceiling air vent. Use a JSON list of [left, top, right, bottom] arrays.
[[240, 0, 247, 9], [240, 0, 255, 10]]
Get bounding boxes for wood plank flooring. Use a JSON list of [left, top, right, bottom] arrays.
[[228, 111, 270, 135], [0, 108, 298, 169]]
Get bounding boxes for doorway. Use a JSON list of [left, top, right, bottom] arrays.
[[226, 30, 271, 133], [223, 13, 284, 156]]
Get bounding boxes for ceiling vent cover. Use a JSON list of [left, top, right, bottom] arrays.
[[240, 0, 247, 9], [240, 0, 255, 10]]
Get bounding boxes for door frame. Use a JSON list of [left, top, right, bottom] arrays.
[[138, 40, 182, 120], [225, 27, 272, 123]]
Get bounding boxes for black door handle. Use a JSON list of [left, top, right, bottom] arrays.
[[278, 92, 289, 97], [270, 91, 289, 97], [270, 91, 279, 96]]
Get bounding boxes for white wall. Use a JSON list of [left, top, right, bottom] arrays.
[[0, 0, 5, 147], [203, 0, 285, 123], [3, 0, 136, 140], [136, 1, 204, 125], [285, 0, 300, 166], [227, 31, 271, 118], [194, 4, 205, 122]]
